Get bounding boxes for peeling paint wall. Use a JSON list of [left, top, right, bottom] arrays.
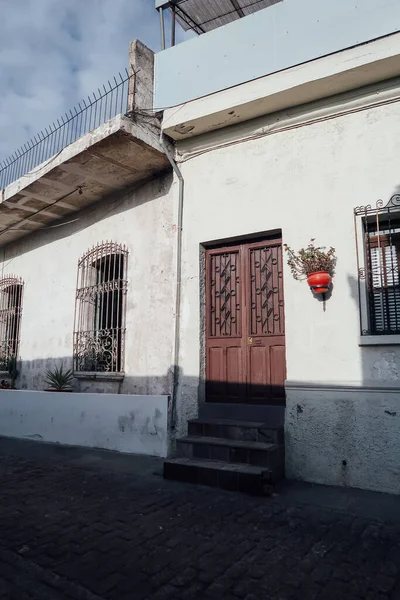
[[0, 390, 169, 456]]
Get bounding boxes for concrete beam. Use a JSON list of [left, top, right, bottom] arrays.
[[0, 115, 170, 248]]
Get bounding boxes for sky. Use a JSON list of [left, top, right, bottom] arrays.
[[0, 0, 191, 164]]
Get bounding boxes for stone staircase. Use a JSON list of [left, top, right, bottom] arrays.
[[164, 405, 285, 495]]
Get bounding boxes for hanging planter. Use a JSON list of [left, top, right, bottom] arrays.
[[284, 240, 336, 296], [307, 271, 332, 294]]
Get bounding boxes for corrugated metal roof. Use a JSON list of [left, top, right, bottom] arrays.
[[171, 0, 282, 34]]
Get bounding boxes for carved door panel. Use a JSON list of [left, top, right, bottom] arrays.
[[205, 238, 286, 405]]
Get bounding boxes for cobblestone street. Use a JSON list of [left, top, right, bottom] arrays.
[[0, 438, 399, 600]]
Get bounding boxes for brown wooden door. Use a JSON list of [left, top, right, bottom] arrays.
[[205, 238, 286, 405]]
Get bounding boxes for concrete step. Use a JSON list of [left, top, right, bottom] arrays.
[[177, 435, 285, 472], [199, 402, 284, 426], [188, 418, 284, 445], [163, 457, 276, 495]]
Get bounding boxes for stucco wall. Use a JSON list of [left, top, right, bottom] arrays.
[[0, 390, 169, 457], [0, 172, 176, 398], [285, 384, 400, 494], [173, 79, 400, 491]]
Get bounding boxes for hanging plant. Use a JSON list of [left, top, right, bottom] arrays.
[[283, 239, 336, 294]]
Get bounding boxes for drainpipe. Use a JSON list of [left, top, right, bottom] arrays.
[[160, 132, 184, 431]]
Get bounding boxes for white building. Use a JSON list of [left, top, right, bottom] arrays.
[[1, 1, 400, 494]]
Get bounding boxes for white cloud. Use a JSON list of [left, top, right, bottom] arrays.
[[0, 0, 191, 164]]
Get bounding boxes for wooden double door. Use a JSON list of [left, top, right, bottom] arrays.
[[205, 238, 286, 405]]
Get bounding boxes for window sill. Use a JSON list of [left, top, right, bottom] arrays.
[[73, 371, 124, 382], [359, 335, 400, 346]]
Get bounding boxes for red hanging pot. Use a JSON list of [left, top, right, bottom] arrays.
[[307, 271, 331, 294]]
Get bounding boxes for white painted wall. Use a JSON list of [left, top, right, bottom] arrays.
[[154, 0, 400, 108], [0, 172, 177, 398], [0, 390, 169, 457], [173, 78, 400, 492]]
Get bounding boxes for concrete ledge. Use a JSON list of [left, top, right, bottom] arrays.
[[73, 372, 125, 382], [285, 379, 400, 393], [359, 335, 400, 346], [162, 33, 400, 140], [0, 390, 169, 457]]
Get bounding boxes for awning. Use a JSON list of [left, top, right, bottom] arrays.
[[169, 0, 282, 34]]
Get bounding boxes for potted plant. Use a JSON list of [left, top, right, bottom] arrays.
[[284, 239, 336, 294], [44, 364, 74, 392]]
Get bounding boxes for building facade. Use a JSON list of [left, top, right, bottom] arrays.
[[156, 0, 400, 494], [0, 1, 400, 493]]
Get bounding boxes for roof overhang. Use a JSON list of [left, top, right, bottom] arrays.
[[155, 0, 281, 34], [0, 115, 170, 248], [162, 32, 400, 141]]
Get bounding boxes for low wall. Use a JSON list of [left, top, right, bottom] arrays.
[[0, 390, 169, 457], [285, 382, 400, 495]]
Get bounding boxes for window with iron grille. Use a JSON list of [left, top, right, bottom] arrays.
[[0, 276, 24, 370], [355, 195, 400, 336], [73, 242, 128, 373]]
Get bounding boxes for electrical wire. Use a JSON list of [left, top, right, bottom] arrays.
[[0, 174, 161, 272], [0, 186, 84, 240], [176, 92, 400, 164]]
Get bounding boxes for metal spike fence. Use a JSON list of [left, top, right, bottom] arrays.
[[0, 70, 132, 190]]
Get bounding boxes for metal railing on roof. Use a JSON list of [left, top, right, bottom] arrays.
[[0, 70, 132, 191]]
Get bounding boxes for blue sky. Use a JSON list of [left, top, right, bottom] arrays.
[[0, 0, 190, 163]]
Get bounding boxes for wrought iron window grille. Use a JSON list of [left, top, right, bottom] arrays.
[[0, 276, 24, 370], [354, 194, 400, 336], [73, 242, 128, 373]]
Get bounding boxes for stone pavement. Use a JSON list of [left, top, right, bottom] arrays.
[[0, 437, 399, 600]]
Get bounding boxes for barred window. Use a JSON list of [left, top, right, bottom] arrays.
[[0, 276, 24, 370], [355, 195, 400, 336], [73, 242, 128, 373]]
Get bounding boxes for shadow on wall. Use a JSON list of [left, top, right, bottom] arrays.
[[347, 181, 400, 384], [12, 355, 286, 443], [1, 170, 173, 261]]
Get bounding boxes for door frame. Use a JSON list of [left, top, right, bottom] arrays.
[[199, 230, 286, 406]]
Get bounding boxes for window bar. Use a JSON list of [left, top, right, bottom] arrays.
[[364, 226, 374, 335], [98, 242, 105, 371], [374, 210, 386, 333], [73, 256, 80, 372], [11, 284, 16, 356], [111, 247, 116, 371], [387, 207, 399, 331], [121, 247, 128, 371], [105, 242, 111, 370], [0, 283, 5, 368]]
